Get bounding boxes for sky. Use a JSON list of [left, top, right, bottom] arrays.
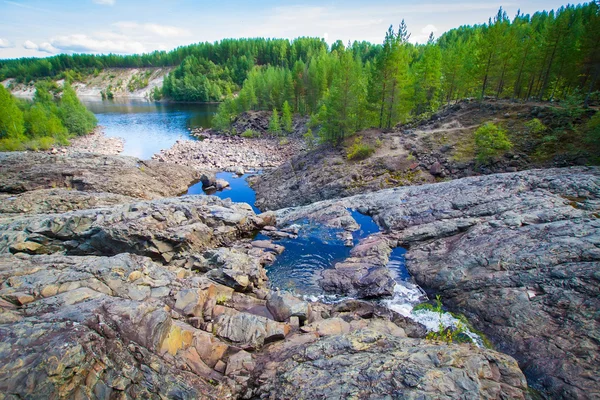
[[0, 0, 579, 59]]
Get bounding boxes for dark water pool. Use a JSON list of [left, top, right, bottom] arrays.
[[186, 171, 260, 214], [263, 210, 409, 297], [82, 98, 217, 159]]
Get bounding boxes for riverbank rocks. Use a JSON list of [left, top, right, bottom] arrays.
[[0, 152, 533, 399], [0, 152, 201, 199], [246, 329, 528, 399], [273, 166, 600, 398], [153, 133, 303, 172]]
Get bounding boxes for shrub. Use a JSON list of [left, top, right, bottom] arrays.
[[37, 136, 55, 150], [303, 128, 317, 149], [474, 122, 512, 163], [525, 118, 547, 135], [347, 136, 375, 160], [241, 129, 259, 138], [584, 112, 600, 160], [0, 137, 25, 151]]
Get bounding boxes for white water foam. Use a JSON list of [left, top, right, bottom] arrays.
[[383, 281, 484, 347]]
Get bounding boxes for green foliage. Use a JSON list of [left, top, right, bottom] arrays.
[[58, 82, 98, 136], [150, 86, 162, 101], [162, 56, 230, 102], [525, 118, 547, 135], [303, 128, 317, 149], [282, 100, 293, 133], [347, 136, 375, 160], [211, 98, 236, 132], [425, 295, 470, 344], [268, 109, 281, 135], [474, 122, 512, 163], [241, 129, 259, 138], [0, 81, 97, 152], [127, 71, 151, 92], [583, 112, 600, 160], [0, 85, 25, 140], [101, 85, 114, 100]]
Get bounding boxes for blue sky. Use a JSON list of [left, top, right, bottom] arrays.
[[0, 0, 578, 59]]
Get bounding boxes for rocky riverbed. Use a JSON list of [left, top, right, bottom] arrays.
[[0, 151, 534, 399], [271, 166, 600, 398], [153, 130, 304, 171]]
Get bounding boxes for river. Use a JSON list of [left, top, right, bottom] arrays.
[[82, 98, 218, 159]]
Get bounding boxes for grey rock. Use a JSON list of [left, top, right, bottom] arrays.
[[266, 291, 309, 322]]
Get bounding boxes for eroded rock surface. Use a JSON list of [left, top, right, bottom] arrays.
[[0, 152, 200, 199], [274, 166, 600, 398], [0, 152, 534, 399], [248, 329, 528, 399]]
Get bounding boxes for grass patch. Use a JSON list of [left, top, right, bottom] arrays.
[[347, 136, 375, 161]]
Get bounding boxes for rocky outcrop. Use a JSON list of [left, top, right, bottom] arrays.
[[0, 189, 135, 216], [247, 328, 528, 399], [273, 166, 600, 398], [0, 152, 200, 199], [253, 100, 596, 211], [0, 152, 535, 399]]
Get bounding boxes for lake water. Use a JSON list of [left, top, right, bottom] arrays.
[[82, 98, 217, 159], [186, 171, 261, 214]]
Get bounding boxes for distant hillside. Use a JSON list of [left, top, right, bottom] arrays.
[[2, 67, 171, 100]]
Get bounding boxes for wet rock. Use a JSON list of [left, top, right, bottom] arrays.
[[276, 166, 600, 398]]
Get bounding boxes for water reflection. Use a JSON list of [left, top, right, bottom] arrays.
[[81, 98, 218, 159]]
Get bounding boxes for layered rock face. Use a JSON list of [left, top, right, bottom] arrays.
[[0, 152, 200, 199], [0, 152, 531, 399], [274, 166, 600, 398]]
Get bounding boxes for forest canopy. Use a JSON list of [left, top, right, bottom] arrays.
[[1, 2, 599, 147]]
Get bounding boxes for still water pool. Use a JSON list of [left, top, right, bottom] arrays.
[[82, 98, 217, 159]]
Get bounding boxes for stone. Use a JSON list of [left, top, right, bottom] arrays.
[[215, 179, 230, 191], [266, 291, 309, 322], [248, 329, 528, 399], [429, 161, 443, 176]]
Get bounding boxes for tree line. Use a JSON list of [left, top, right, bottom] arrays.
[[0, 82, 97, 151], [213, 2, 600, 144]]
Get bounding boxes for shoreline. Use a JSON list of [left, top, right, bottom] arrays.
[[59, 127, 125, 156]]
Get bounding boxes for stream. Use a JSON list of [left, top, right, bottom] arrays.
[[85, 99, 482, 345]]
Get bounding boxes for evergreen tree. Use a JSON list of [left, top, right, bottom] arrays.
[[282, 101, 293, 133], [320, 50, 366, 144], [268, 109, 281, 135]]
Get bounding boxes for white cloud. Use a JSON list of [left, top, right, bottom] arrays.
[[39, 42, 58, 54], [50, 34, 145, 54], [92, 0, 115, 5], [0, 38, 14, 48], [23, 40, 39, 50], [421, 24, 438, 34], [114, 21, 191, 38]]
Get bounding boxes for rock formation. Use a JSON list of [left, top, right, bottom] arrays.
[[272, 166, 600, 398], [0, 152, 533, 399]]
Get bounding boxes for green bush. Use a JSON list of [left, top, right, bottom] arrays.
[[525, 118, 547, 135], [474, 122, 512, 163], [0, 137, 25, 151], [303, 128, 317, 149], [347, 136, 375, 160], [584, 112, 600, 160], [241, 129, 259, 138]]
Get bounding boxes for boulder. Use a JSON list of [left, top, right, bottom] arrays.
[[266, 291, 309, 322]]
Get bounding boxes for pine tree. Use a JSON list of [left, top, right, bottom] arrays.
[[268, 109, 281, 136], [321, 50, 366, 144], [282, 101, 293, 133]]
